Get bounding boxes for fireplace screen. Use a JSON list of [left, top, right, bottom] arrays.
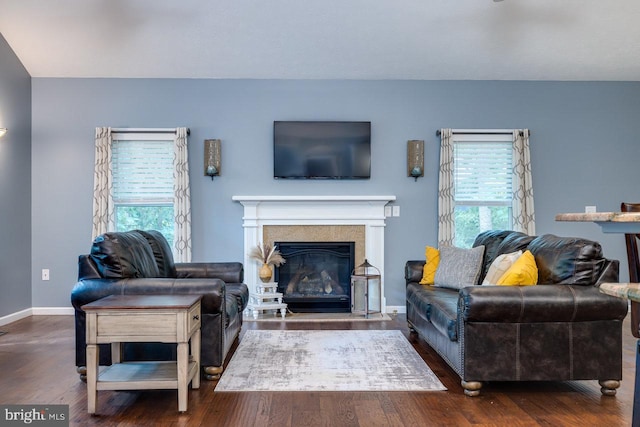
[[274, 242, 355, 312]]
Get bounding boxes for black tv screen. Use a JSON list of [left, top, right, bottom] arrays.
[[274, 121, 371, 179]]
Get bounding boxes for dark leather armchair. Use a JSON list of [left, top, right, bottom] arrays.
[[71, 230, 249, 380], [622, 202, 640, 337]]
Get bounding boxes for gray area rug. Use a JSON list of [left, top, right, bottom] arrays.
[[215, 330, 447, 392]]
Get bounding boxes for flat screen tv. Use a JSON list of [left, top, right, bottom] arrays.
[[274, 121, 371, 179]]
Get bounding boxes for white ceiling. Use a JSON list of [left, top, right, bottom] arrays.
[[1, 0, 639, 80]]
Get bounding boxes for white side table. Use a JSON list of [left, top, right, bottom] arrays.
[[247, 282, 287, 318]]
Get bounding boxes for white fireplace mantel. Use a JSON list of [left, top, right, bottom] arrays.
[[232, 195, 396, 312]]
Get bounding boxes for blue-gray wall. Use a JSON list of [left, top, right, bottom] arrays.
[[30, 78, 640, 309], [0, 33, 31, 317]]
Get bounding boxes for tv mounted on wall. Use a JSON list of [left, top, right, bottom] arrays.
[[273, 121, 371, 179]]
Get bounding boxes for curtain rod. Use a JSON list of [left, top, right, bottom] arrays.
[[436, 129, 527, 137], [111, 127, 190, 135]]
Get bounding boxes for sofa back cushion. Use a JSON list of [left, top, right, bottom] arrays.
[[473, 230, 533, 284], [90, 231, 160, 279], [136, 230, 177, 278], [527, 234, 606, 286], [473, 230, 516, 282]]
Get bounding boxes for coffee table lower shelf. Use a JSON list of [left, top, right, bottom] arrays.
[[97, 361, 199, 390]]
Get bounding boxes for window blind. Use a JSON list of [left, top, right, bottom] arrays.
[[454, 141, 512, 203], [112, 139, 174, 204]]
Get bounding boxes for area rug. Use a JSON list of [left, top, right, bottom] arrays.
[[215, 330, 446, 392]]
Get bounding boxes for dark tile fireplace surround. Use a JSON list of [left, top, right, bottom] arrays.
[[274, 241, 355, 313]]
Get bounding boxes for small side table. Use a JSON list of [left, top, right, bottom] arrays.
[[82, 294, 201, 414], [600, 283, 639, 426], [246, 282, 287, 318]]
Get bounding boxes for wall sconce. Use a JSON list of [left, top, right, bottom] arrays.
[[407, 140, 424, 181], [204, 139, 221, 180], [0, 128, 7, 139]]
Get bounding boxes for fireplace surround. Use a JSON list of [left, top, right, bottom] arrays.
[[232, 195, 396, 314]]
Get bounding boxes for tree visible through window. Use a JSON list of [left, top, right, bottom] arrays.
[[452, 134, 513, 247]]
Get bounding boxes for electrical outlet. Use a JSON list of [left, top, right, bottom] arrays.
[[392, 206, 400, 217], [42, 269, 50, 281], [384, 206, 392, 217], [585, 206, 597, 213]]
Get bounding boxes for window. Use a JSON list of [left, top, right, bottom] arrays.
[[452, 133, 513, 248], [111, 132, 175, 246]]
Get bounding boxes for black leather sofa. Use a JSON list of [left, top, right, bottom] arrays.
[[405, 230, 628, 396], [71, 230, 249, 381]]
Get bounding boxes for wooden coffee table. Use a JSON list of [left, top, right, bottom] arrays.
[[82, 294, 202, 414]]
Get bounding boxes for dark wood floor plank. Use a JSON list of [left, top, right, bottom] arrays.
[[0, 314, 634, 426]]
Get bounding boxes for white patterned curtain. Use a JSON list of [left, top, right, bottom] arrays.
[[173, 127, 192, 262], [438, 128, 455, 246], [512, 129, 536, 234], [92, 127, 114, 239]]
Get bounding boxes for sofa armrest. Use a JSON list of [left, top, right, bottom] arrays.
[[405, 261, 425, 285], [459, 284, 628, 323], [71, 277, 226, 315], [175, 262, 244, 283]]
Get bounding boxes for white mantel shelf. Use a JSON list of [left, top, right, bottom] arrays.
[[232, 195, 396, 202], [233, 195, 396, 313]]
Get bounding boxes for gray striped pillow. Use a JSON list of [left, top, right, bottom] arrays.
[[434, 245, 485, 289]]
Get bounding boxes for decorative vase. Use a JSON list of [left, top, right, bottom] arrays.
[[259, 263, 273, 283]]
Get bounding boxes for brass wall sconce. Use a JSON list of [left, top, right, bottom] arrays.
[[204, 139, 221, 180], [407, 140, 424, 181], [0, 128, 7, 139]]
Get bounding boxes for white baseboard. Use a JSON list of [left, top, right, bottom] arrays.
[[32, 307, 75, 316], [385, 305, 406, 314], [0, 308, 32, 326], [0, 307, 74, 326]]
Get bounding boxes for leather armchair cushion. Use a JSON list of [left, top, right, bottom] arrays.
[[528, 234, 606, 285], [90, 231, 160, 278], [136, 230, 177, 278]]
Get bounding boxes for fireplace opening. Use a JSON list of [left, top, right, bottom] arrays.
[[274, 242, 355, 313]]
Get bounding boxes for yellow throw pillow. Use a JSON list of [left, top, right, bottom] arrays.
[[419, 246, 440, 285], [496, 250, 538, 286], [482, 250, 523, 285]]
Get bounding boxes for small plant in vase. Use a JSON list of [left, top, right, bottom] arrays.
[[249, 243, 286, 283]]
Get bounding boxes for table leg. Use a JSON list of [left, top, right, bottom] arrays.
[[192, 329, 201, 390], [86, 344, 98, 414], [634, 341, 640, 427], [177, 342, 189, 412], [111, 342, 121, 364]]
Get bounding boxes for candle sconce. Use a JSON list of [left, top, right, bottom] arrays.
[[204, 139, 221, 180], [407, 140, 424, 181]]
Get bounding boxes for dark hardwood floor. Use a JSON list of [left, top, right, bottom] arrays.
[[0, 313, 635, 426]]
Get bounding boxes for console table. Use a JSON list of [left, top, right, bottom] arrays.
[[82, 295, 201, 414]]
